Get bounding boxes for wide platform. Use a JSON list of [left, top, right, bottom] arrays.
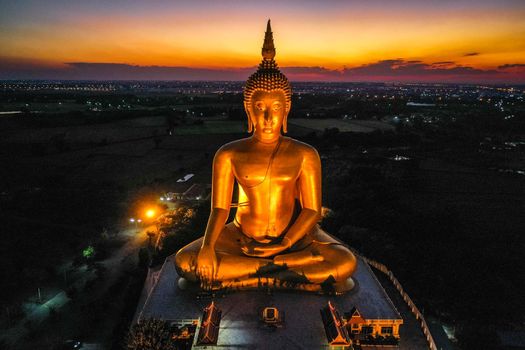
[[135, 256, 402, 349]]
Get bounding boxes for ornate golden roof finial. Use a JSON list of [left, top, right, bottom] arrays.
[[244, 20, 292, 133], [262, 19, 275, 60]]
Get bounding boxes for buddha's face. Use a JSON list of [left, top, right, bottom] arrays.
[[246, 89, 289, 142]]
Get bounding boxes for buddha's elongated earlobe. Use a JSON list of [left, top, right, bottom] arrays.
[[283, 104, 290, 134], [244, 103, 253, 133]]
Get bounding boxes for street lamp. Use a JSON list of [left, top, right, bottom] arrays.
[[145, 209, 155, 218]]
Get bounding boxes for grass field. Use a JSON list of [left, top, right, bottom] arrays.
[[289, 118, 395, 133], [173, 120, 246, 135]]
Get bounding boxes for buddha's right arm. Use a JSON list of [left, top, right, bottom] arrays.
[[201, 147, 234, 249], [201, 208, 229, 248]]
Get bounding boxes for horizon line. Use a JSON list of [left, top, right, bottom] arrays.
[[1, 78, 524, 86]]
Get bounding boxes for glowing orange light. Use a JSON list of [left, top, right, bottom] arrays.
[[145, 209, 155, 218]]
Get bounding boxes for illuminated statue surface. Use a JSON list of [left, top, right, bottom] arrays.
[[174, 20, 357, 293]]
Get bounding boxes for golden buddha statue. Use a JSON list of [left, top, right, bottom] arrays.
[[174, 20, 357, 293]]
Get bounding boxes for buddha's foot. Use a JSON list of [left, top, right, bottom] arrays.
[[177, 277, 189, 290], [332, 277, 355, 294], [177, 277, 207, 292]]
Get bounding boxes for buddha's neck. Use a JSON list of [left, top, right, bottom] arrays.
[[252, 133, 282, 145]]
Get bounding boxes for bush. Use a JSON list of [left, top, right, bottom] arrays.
[[126, 318, 175, 350]]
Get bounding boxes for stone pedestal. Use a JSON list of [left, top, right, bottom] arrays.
[[134, 257, 402, 349]]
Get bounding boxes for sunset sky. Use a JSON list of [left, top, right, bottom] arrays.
[[1, 0, 524, 83]]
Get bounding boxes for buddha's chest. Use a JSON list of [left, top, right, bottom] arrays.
[[232, 151, 302, 188]]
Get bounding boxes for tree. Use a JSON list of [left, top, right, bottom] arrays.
[[82, 245, 95, 259], [138, 247, 151, 268], [146, 231, 156, 247], [126, 318, 175, 350]]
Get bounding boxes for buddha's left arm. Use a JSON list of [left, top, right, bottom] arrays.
[[282, 146, 322, 247]]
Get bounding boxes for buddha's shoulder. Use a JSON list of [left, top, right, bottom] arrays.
[[284, 137, 320, 159], [214, 137, 319, 159], [213, 138, 251, 157]]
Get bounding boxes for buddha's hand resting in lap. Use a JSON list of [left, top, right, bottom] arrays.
[[196, 245, 217, 290], [241, 240, 288, 258]]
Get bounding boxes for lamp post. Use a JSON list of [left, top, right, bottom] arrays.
[[145, 209, 155, 219]]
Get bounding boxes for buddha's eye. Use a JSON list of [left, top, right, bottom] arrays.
[[272, 102, 282, 111], [255, 101, 265, 111]]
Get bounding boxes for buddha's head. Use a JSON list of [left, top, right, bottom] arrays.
[[244, 20, 292, 140]]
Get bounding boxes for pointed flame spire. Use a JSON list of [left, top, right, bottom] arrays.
[[261, 19, 276, 60]]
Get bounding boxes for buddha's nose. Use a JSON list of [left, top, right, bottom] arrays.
[[264, 109, 272, 123]]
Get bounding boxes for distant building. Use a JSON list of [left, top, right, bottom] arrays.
[[162, 183, 211, 203], [182, 183, 210, 201]]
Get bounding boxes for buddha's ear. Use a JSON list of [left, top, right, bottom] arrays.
[[282, 103, 291, 134], [244, 101, 254, 133]]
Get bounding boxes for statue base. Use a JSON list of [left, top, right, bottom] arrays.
[[134, 256, 403, 349]]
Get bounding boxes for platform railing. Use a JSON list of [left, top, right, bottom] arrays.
[[351, 249, 438, 350]]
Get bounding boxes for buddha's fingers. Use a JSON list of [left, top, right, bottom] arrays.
[[206, 266, 212, 289], [197, 267, 203, 288], [203, 266, 215, 291], [206, 266, 213, 290], [198, 266, 210, 290], [274, 250, 324, 267]]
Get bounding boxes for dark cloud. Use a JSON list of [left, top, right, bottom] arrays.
[[342, 59, 489, 77], [0, 60, 255, 80], [432, 61, 455, 65], [1, 58, 524, 83], [498, 63, 525, 69], [338, 59, 523, 83], [463, 52, 480, 56], [281, 66, 334, 74], [281, 66, 340, 81], [64, 63, 255, 81]]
